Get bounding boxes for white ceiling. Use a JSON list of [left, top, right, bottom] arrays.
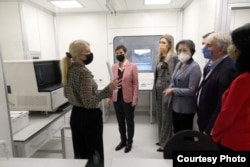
[[26, 0, 192, 14]]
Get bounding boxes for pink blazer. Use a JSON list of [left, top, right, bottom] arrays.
[[111, 61, 139, 104]]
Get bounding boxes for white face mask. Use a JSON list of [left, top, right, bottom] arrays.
[[178, 53, 191, 63]]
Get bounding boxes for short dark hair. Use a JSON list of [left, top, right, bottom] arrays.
[[176, 40, 196, 56], [115, 45, 127, 53]]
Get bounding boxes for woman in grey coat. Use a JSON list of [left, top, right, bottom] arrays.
[[153, 34, 178, 152], [164, 40, 201, 134]]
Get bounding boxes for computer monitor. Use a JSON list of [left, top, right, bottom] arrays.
[[33, 61, 62, 92]]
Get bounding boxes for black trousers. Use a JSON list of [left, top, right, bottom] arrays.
[[70, 106, 104, 163], [172, 111, 195, 134], [113, 97, 135, 144]]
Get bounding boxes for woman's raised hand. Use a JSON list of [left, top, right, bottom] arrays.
[[108, 78, 122, 91]]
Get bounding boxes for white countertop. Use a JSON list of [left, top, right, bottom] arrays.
[[13, 110, 69, 142], [0, 158, 87, 167], [111, 158, 172, 167]]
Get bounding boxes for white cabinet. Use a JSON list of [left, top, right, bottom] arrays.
[[14, 126, 50, 157]]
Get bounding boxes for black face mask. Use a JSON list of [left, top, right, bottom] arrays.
[[83, 52, 93, 65], [116, 54, 125, 62]]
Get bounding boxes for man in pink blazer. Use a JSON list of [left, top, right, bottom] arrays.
[[107, 45, 139, 153]]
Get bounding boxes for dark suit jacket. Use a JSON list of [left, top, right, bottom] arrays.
[[197, 56, 237, 134]]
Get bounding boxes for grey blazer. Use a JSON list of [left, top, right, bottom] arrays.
[[169, 59, 201, 114]]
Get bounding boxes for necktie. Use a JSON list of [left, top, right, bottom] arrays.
[[203, 62, 212, 77]]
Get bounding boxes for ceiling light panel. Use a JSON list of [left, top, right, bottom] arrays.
[[49, 0, 83, 8], [144, 0, 172, 5]]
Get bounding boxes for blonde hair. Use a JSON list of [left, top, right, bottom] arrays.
[[60, 40, 90, 86], [157, 34, 175, 62]]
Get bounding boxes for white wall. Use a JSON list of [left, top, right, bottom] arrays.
[[0, 1, 24, 60], [182, 0, 217, 69]]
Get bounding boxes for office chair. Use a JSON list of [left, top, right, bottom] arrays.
[[163, 130, 219, 159]]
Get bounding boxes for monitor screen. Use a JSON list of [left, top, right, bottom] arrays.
[[33, 61, 62, 91], [132, 49, 153, 71]]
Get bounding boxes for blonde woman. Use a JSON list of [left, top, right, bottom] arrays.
[[60, 40, 121, 164], [153, 34, 178, 152]]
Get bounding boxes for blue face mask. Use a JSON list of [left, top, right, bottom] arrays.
[[202, 47, 213, 59]]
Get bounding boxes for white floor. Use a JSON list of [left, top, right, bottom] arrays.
[[31, 112, 163, 167]]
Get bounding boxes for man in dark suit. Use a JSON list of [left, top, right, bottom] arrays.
[[197, 32, 237, 135]]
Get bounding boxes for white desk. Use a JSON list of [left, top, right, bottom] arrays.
[[111, 158, 172, 167], [0, 158, 87, 167], [13, 105, 71, 157]]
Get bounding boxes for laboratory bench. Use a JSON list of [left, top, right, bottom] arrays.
[[13, 105, 72, 158]]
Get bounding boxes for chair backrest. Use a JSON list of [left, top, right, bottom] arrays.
[[163, 130, 219, 159]]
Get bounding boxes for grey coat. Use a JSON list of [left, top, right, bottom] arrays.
[[169, 59, 201, 114]]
